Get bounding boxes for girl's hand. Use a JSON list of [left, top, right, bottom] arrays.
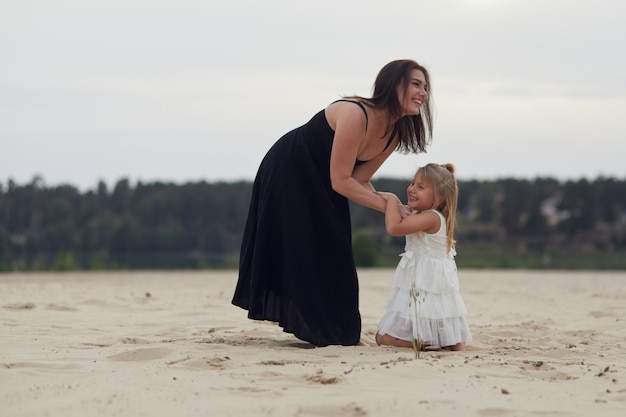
[[398, 204, 412, 218]]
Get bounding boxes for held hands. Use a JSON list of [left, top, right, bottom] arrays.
[[376, 191, 398, 201], [376, 192, 411, 218], [398, 204, 412, 219]]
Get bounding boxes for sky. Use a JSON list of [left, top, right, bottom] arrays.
[[1, 0, 625, 191]]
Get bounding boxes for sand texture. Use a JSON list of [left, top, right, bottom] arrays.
[[1, 269, 625, 416]]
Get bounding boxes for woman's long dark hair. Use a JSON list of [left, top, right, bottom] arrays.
[[349, 59, 434, 154]]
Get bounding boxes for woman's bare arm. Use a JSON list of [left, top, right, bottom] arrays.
[[327, 103, 395, 213]]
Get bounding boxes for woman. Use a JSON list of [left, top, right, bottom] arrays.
[[232, 59, 434, 347]]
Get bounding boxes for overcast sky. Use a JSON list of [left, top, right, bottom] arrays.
[[1, 0, 625, 191]]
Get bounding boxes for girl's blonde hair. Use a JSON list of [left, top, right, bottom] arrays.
[[416, 163, 458, 253]]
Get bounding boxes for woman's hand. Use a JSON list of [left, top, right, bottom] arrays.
[[377, 192, 410, 217], [375, 191, 397, 200]]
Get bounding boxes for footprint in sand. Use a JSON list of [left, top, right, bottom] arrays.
[[305, 369, 341, 385], [589, 310, 617, 318], [295, 404, 365, 416], [175, 356, 232, 370], [477, 408, 514, 417], [46, 304, 79, 312], [3, 302, 36, 310], [108, 347, 172, 361], [120, 337, 150, 344]]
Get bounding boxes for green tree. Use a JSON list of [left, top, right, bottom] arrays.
[[352, 232, 377, 267]]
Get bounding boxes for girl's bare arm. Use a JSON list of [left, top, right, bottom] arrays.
[[383, 197, 440, 236]]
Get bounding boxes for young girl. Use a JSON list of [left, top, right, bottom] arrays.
[[376, 163, 471, 351]]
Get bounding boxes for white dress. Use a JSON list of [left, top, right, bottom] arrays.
[[377, 210, 472, 347]]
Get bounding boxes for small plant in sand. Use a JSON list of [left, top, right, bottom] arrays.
[[409, 285, 424, 359]]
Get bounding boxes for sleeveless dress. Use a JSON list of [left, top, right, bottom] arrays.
[[233, 100, 391, 347], [377, 210, 472, 348]]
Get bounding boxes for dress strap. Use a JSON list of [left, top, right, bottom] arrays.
[[383, 126, 397, 152], [333, 99, 395, 152], [332, 99, 369, 132]]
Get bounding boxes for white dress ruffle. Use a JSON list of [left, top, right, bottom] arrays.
[[377, 210, 472, 348]]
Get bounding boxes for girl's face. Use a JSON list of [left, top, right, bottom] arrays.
[[397, 69, 428, 116], [407, 172, 435, 212]]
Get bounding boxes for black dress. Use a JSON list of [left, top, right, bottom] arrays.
[[232, 100, 382, 347]]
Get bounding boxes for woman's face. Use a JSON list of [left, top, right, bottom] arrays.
[[397, 69, 428, 116]]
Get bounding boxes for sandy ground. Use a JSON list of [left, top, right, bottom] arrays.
[[1, 269, 625, 417]]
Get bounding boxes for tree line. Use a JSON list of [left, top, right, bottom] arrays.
[[1, 175, 625, 271]]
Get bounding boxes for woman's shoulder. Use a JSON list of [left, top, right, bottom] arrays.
[[324, 99, 370, 131], [326, 99, 369, 115]]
